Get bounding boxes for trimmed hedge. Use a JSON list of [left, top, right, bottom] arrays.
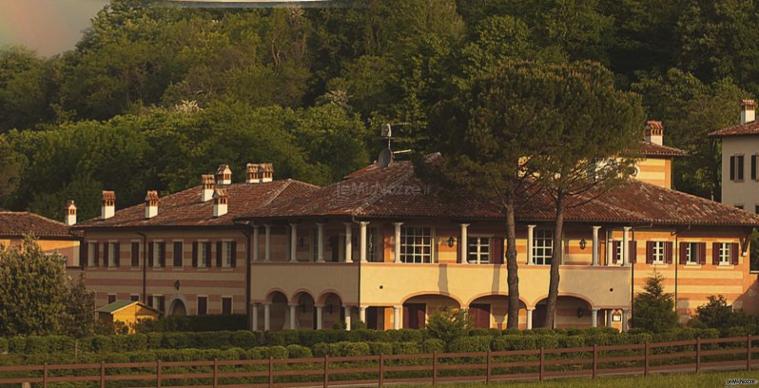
[[137, 314, 248, 332]]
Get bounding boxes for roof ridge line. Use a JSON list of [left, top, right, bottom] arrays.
[[258, 180, 294, 208]]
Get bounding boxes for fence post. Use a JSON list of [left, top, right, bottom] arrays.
[[431, 352, 437, 386], [696, 337, 701, 373], [42, 363, 48, 388], [268, 356, 274, 388], [486, 350, 491, 384], [156, 359, 161, 388], [378, 354, 384, 388], [748, 334, 753, 371], [323, 355, 329, 388], [213, 359, 218, 388], [100, 361, 106, 388], [539, 347, 544, 382], [644, 342, 649, 377], [592, 344, 597, 378]]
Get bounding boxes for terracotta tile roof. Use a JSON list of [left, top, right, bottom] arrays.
[[242, 157, 759, 228], [0, 211, 75, 239], [75, 179, 319, 229], [708, 121, 759, 138], [637, 141, 686, 157]]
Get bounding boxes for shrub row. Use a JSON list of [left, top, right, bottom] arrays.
[[0, 327, 722, 356], [136, 314, 248, 332]]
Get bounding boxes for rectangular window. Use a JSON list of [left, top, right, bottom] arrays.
[[651, 241, 665, 264], [223, 241, 233, 267], [400, 226, 433, 263], [88, 242, 97, 267], [197, 242, 211, 268], [718, 243, 731, 265], [467, 236, 491, 264], [130, 294, 139, 302], [532, 230, 553, 265], [107, 294, 116, 304], [152, 242, 161, 268], [131, 242, 140, 267], [152, 295, 165, 313], [173, 241, 183, 267], [197, 297, 208, 315], [686, 243, 699, 264], [108, 243, 118, 267], [222, 297, 232, 315]]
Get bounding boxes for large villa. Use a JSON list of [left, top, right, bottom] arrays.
[[61, 118, 759, 332]]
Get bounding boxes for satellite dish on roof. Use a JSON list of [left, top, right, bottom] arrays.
[[377, 147, 393, 168]]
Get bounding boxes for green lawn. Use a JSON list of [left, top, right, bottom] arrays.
[[406, 370, 759, 387]]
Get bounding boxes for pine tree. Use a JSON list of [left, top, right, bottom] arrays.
[[632, 273, 679, 332]]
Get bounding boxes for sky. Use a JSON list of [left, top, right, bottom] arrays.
[[0, 0, 108, 56]]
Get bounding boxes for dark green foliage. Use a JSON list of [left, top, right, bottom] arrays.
[[62, 274, 96, 338], [425, 310, 471, 345], [693, 295, 755, 335], [137, 314, 247, 332], [285, 344, 312, 358], [447, 336, 492, 352], [632, 273, 679, 333]]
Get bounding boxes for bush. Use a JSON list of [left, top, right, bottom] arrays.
[[136, 315, 247, 332], [8, 336, 25, 353], [286, 344, 312, 358], [392, 341, 420, 354], [0, 337, 7, 353], [492, 335, 535, 350], [632, 274, 678, 332], [111, 334, 147, 352], [422, 338, 445, 353], [695, 295, 754, 335], [447, 336, 492, 352], [426, 310, 471, 344], [368, 341, 393, 355]]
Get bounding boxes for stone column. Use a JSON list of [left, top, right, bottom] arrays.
[[289, 223, 298, 263], [264, 225, 271, 262], [359, 306, 367, 324], [316, 223, 325, 263], [591, 308, 598, 328], [289, 304, 297, 330], [315, 305, 324, 330], [264, 303, 271, 331], [393, 222, 403, 263], [344, 223, 353, 263], [526, 308, 534, 330], [251, 304, 258, 331], [460, 223, 469, 264], [605, 230, 612, 266], [592, 226, 601, 266], [344, 306, 352, 331], [527, 225, 536, 265], [622, 226, 631, 266], [253, 225, 258, 262], [393, 305, 402, 330], [359, 221, 369, 263]]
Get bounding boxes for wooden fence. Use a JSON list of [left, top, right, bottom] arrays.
[[0, 335, 757, 387]]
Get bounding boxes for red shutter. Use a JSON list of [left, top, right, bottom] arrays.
[[731, 243, 740, 265], [94, 243, 100, 267], [665, 242, 673, 264], [492, 238, 504, 264], [679, 242, 688, 264], [698, 242, 707, 264], [148, 242, 154, 267], [629, 241, 637, 264], [81, 242, 89, 267], [712, 243, 720, 265], [160, 242, 166, 267], [103, 243, 109, 267], [115, 242, 120, 267], [231, 241, 237, 268], [645, 241, 654, 264], [216, 241, 223, 267]]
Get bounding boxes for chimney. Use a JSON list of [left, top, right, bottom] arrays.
[[64, 200, 77, 226], [145, 190, 159, 219], [215, 164, 232, 185], [741, 99, 756, 124], [213, 188, 228, 217], [246, 163, 274, 184], [644, 120, 664, 146], [201, 174, 215, 202], [101, 191, 115, 220]]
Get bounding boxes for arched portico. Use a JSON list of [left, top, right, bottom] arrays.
[[265, 291, 289, 331], [532, 295, 594, 329], [468, 295, 527, 329], [401, 294, 461, 329], [291, 291, 316, 330]]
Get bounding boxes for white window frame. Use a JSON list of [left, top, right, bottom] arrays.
[[400, 226, 434, 264], [685, 242, 699, 264], [221, 296, 233, 315], [152, 241, 163, 268], [152, 294, 164, 312], [532, 230, 553, 265], [467, 235, 491, 264], [651, 241, 665, 264], [718, 243, 731, 265]]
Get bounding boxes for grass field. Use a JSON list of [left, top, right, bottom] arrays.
[[409, 370, 759, 387]]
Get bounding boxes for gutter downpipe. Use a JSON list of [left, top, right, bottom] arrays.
[[137, 232, 148, 303]]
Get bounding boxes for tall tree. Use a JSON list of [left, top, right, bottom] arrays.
[[632, 273, 678, 332], [520, 61, 644, 328]]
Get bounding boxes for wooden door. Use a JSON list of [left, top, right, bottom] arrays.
[[469, 304, 491, 328], [403, 304, 426, 329]]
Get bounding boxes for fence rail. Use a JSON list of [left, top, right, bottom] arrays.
[[1, 335, 757, 387]]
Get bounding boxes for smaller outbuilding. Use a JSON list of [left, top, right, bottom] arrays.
[[96, 300, 160, 333]]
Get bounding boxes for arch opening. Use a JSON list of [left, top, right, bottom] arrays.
[[533, 296, 593, 329], [402, 294, 460, 329], [468, 295, 527, 330]]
